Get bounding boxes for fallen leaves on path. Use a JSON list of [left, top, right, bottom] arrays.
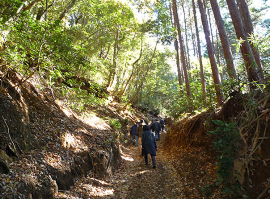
[[54, 131, 222, 198]]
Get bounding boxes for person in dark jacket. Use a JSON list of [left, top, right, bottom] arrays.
[[142, 125, 158, 168], [153, 119, 161, 140], [130, 122, 139, 146], [160, 119, 165, 132]]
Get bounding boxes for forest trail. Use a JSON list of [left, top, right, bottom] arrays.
[[54, 130, 216, 199], [109, 132, 185, 199]]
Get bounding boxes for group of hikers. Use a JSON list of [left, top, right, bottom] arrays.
[[129, 118, 166, 168]]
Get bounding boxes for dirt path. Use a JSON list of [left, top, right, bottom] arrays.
[[103, 132, 187, 199], [55, 131, 218, 198]]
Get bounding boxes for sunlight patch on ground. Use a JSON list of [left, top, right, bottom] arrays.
[[89, 178, 112, 186], [79, 112, 111, 130], [121, 155, 134, 161], [81, 184, 114, 197], [56, 99, 111, 130], [62, 132, 88, 152], [129, 170, 151, 177], [56, 100, 76, 117]]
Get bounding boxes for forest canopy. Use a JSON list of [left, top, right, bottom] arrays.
[[1, 0, 270, 118]]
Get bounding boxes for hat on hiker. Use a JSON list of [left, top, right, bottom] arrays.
[[140, 119, 147, 125]]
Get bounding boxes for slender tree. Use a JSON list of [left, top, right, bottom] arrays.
[[192, 0, 206, 102], [172, 0, 192, 100], [198, 0, 223, 104], [237, 0, 263, 70], [210, 0, 236, 79], [174, 39, 183, 86], [181, 0, 191, 70], [226, 0, 264, 83], [189, 8, 197, 58], [169, 4, 183, 87], [216, 29, 222, 76]]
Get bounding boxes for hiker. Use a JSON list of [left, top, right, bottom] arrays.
[[142, 125, 158, 168], [152, 119, 161, 140], [130, 122, 139, 146], [160, 118, 165, 132]]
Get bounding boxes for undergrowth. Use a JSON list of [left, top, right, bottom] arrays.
[[201, 120, 241, 198]]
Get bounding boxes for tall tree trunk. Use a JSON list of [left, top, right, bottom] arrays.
[[216, 29, 222, 76], [226, 0, 264, 83], [170, 4, 183, 87], [175, 40, 183, 86], [192, 0, 206, 102], [198, 0, 223, 104], [210, 0, 236, 79], [237, 0, 263, 70], [172, 0, 192, 100], [181, 0, 191, 70], [206, 2, 214, 44], [189, 8, 197, 58]]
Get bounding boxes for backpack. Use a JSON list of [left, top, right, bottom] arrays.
[[153, 122, 160, 131]]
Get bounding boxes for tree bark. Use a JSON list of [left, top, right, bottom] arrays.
[[175, 40, 183, 86], [172, 0, 192, 100], [169, 4, 182, 86], [192, 0, 206, 102], [210, 0, 236, 79], [189, 8, 197, 58], [237, 0, 263, 70], [181, 0, 190, 70], [216, 29, 222, 77], [198, 0, 223, 104], [226, 0, 264, 83]]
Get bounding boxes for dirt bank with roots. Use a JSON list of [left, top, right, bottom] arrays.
[[164, 90, 270, 198]]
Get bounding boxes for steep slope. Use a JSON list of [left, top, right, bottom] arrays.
[[0, 69, 125, 198]]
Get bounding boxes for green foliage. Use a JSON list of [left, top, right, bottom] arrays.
[[220, 75, 247, 99], [200, 184, 214, 198], [203, 120, 241, 197], [109, 118, 122, 131]]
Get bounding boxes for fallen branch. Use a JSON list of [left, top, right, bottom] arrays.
[[249, 117, 269, 159], [239, 109, 270, 140]]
